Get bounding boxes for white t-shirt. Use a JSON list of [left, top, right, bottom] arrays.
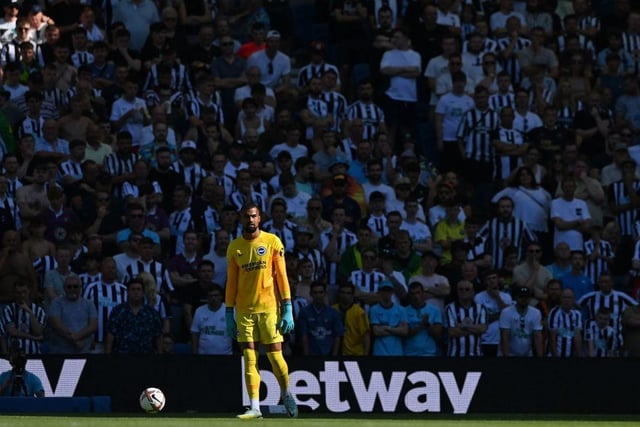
[[435, 92, 475, 141], [190, 303, 233, 355], [247, 50, 291, 89], [499, 305, 543, 356], [551, 197, 590, 250], [110, 97, 148, 146], [268, 191, 311, 221], [362, 181, 395, 204], [269, 143, 308, 164], [400, 220, 432, 250], [380, 48, 421, 102], [492, 186, 552, 232], [475, 290, 513, 345], [514, 111, 543, 134], [113, 252, 140, 282]]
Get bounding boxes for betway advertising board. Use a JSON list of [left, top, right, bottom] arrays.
[[3, 355, 637, 414]]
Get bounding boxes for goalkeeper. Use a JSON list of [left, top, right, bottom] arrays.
[[225, 202, 298, 419]]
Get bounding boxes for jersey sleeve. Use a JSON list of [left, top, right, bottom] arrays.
[[224, 243, 239, 308], [272, 235, 291, 301]]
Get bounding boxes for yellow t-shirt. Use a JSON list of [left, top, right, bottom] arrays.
[[434, 220, 465, 264], [225, 231, 291, 314], [333, 303, 370, 356]]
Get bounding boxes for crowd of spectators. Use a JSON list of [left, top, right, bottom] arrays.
[[2, 0, 640, 358]]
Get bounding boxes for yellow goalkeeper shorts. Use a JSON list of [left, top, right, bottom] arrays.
[[237, 311, 283, 344]]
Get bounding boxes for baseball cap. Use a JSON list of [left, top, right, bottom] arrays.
[[180, 140, 197, 151], [378, 279, 394, 291], [329, 156, 349, 170], [513, 286, 532, 298], [266, 30, 281, 40]]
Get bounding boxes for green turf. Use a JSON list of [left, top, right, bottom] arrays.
[[0, 415, 638, 427]]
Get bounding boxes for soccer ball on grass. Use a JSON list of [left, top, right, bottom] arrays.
[[139, 387, 166, 413]]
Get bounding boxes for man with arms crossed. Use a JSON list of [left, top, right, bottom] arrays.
[[225, 202, 297, 419]]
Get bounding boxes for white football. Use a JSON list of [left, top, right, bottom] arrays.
[[139, 387, 166, 413]]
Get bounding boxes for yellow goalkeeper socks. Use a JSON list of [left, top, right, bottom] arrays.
[[266, 350, 289, 396], [243, 348, 260, 408]]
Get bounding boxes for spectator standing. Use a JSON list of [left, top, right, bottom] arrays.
[[475, 270, 513, 356], [298, 282, 343, 356], [547, 288, 583, 357], [369, 281, 408, 356], [333, 283, 370, 356], [47, 274, 97, 354], [105, 278, 162, 354], [499, 286, 543, 357], [446, 280, 488, 357], [404, 282, 443, 356], [190, 284, 232, 355]]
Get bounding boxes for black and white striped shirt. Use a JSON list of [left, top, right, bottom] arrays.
[[6, 176, 23, 199], [229, 190, 267, 214], [488, 92, 515, 112], [18, 116, 45, 139], [83, 280, 128, 343], [492, 127, 524, 180], [58, 160, 84, 182], [79, 272, 101, 290], [121, 180, 162, 200], [622, 31, 640, 74], [211, 173, 235, 201], [42, 87, 69, 114], [349, 269, 387, 295], [104, 152, 139, 198], [71, 49, 94, 68], [124, 259, 175, 295], [496, 36, 531, 86], [557, 34, 594, 59], [365, 214, 389, 238], [445, 301, 487, 357], [0, 39, 43, 66], [578, 290, 637, 344], [293, 248, 327, 282], [547, 306, 583, 357], [186, 94, 224, 123], [261, 219, 297, 252], [609, 179, 640, 236], [33, 255, 57, 289], [477, 217, 536, 269], [583, 239, 614, 284], [0, 196, 21, 230], [171, 161, 208, 192], [346, 100, 385, 140], [584, 320, 618, 357], [320, 91, 348, 133], [144, 62, 192, 93], [463, 37, 498, 54], [320, 229, 358, 286], [169, 208, 195, 256], [297, 62, 341, 88], [556, 101, 583, 129], [1, 302, 46, 354], [456, 107, 500, 163], [578, 16, 600, 34]]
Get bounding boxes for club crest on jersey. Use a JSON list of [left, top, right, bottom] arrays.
[[256, 246, 267, 256], [237, 250, 243, 256]]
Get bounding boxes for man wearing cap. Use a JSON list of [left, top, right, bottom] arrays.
[[369, 279, 408, 356], [172, 140, 207, 192], [297, 41, 340, 90], [247, 30, 292, 95], [321, 172, 362, 233], [499, 285, 543, 357], [409, 250, 450, 312]]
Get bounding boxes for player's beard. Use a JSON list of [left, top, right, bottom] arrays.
[[244, 224, 258, 234]]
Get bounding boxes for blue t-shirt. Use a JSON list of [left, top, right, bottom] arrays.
[[403, 303, 443, 356], [116, 228, 161, 245], [369, 302, 408, 356], [298, 304, 344, 356], [0, 370, 44, 396], [561, 273, 594, 301]]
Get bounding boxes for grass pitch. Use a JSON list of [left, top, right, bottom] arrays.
[[0, 415, 638, 427]]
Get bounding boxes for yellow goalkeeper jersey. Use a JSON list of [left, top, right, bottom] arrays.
[[225, 230, 291, 314]]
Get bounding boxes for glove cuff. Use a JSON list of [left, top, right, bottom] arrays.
[[226, 307, 235, 314]]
